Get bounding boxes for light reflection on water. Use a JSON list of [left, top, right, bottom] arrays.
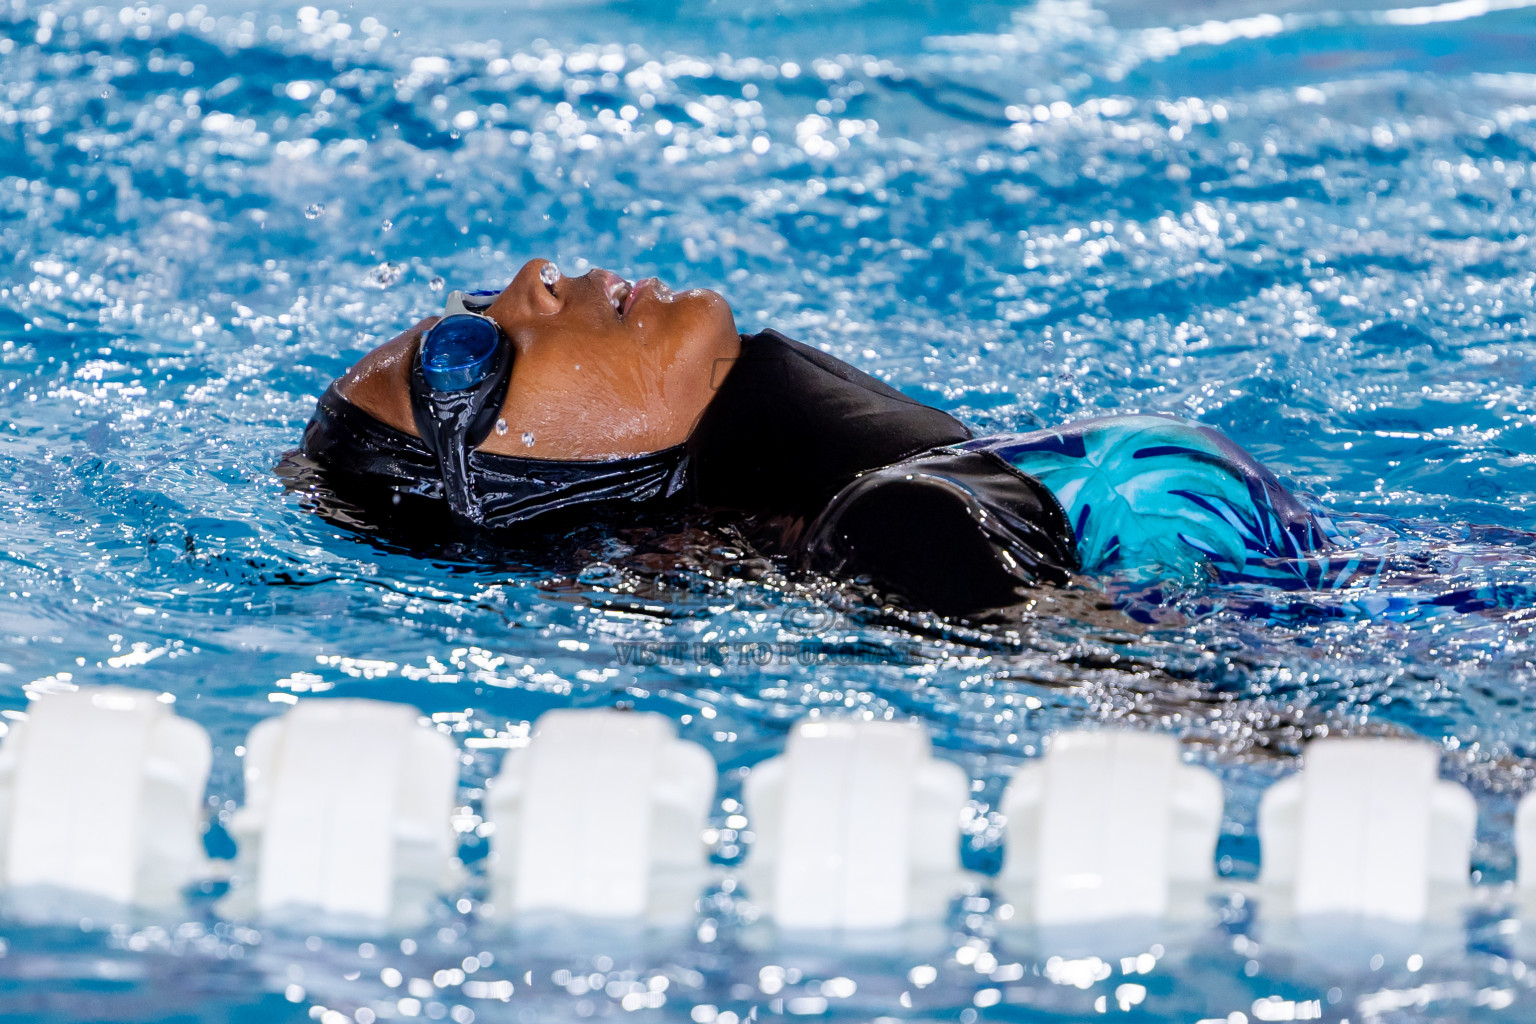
[[5, 0, 1536, 1018]]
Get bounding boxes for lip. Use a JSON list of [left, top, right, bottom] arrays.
[[594, 269, 633, 319], [625, 277, 671, 315]]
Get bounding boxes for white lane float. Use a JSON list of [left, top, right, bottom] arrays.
[[1507, 782, 1536, 951], [1259, 737, 1475, 922], [740, 717, 970, 930], [485, 708, 715, 922], [999, 730, 1223, 925], [0, 678, 1504, 943], [0, 685, 211, 908], [223, 698, 460, 926], [1516, 786, 1536, 916]]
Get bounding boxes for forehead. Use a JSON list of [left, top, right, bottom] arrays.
[[335, 320, 430, 438]]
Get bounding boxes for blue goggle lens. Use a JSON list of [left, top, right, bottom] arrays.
[[420, 314, 502, 391]]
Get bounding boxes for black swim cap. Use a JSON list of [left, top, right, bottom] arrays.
[[302, 384, 690, 531]]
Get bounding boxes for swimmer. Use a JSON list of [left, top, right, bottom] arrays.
[[295, 258, 1374, 617]]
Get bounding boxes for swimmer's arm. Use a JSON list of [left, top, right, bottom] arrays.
[[334, 316, 439, 437]]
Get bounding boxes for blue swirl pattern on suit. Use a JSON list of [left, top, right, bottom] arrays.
[[963, 415, 1385, 591]]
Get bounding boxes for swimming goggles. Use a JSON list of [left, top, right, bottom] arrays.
[[408, 289, 513, 523]]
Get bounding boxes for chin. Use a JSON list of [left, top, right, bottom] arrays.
[[679, 289, 737, 332]]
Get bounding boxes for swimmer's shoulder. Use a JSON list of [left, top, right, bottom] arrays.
[[333, 317, 439, 436]]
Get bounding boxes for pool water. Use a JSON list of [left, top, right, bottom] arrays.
[[5, 0, 1536, 1019]]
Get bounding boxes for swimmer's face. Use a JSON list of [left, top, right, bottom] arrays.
[[482, 259, 740, 458], [337, 258, 740, 460]]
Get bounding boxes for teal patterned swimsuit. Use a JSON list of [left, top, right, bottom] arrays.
[[962, 416, 1383, 591]]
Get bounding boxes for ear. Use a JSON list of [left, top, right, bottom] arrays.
[[335, 317, 440, 437]]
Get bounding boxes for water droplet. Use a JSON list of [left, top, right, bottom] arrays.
[[428, 276, 445, 292], [363, 261, 403, 289], [495, 418, 508, 436], [304, 202, 325, 219], [539, 263, 561, 288], [522, 432, 535, 447], [381, 219, 393, 231]]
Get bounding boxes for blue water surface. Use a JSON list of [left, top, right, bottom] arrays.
[[5, 0, 1536, 1019]]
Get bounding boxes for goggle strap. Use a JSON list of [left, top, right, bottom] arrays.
[[408, 335, 514, 525]]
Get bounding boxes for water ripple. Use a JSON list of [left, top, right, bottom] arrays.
[[6, 0, 1536, 1018]]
